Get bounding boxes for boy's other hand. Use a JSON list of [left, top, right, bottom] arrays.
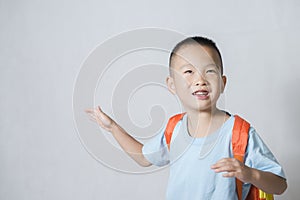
[[85, 106, 115, 132], [211, 158, 253, 183]]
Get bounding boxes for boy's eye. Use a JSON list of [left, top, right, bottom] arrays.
[[206, 69, 217, 73], [184, 70, 193, 74]]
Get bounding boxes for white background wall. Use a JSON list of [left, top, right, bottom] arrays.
[[1, 0, 299, 199]]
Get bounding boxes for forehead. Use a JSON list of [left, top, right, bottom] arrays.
[[171, 44, 221, 70]]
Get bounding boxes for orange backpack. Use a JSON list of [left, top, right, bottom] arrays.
[[164, 113, 274, 200]]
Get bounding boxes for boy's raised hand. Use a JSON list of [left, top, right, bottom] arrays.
[[85, 106, 115, 132], [85, 106, 151, 167]]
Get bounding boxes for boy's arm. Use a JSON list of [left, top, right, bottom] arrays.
[[86, 106, 152, 167], [247, 167, 287, 195], [211, 158, 287, 195]]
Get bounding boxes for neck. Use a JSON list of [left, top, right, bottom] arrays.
[[185, 107, 228, 138], [186, 106, 221, 122]]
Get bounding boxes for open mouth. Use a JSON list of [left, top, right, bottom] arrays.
[[192, 90, 209, 99]]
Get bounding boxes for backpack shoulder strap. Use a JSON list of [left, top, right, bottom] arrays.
[[164, 113, 186, 150], [232, 115, 250, 160], [232, 115, 250, 200]]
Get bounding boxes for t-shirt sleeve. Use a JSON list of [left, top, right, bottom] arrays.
[[142, 126, 170, 167], [245, 127, 286, 179]]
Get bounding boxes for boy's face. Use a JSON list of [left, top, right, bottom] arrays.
[[166, 44, 226, 113]]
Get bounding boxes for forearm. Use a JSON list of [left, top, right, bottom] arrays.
[[110, 123, 152, 167], [249, 168, 287, 195]]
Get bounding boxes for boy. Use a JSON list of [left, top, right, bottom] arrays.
[[86, 36, 287, 199]]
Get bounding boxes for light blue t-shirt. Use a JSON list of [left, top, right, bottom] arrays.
[[142, 114, 285, 200]]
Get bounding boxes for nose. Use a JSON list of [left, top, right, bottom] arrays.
[[194, 71, 207, 86]]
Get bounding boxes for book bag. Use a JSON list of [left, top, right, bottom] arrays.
[[164, 113, 274, 200]]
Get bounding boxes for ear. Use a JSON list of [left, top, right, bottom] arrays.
[[221, 75, 227, 93], [166, 76, 176, 95]]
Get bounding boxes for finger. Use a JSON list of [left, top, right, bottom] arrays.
[[211, 158, 233, 169], [88, 116, 97, 122], [212, 161, 239, 173], [94, 106, 103, 116], [216, 158, 235, 164], [85, 109, 94, 114], [213, 165, 237, 173], [87, 113, 97, 121], [91, 115, 106, 127], [95, 107, 110, 122], [87, 112, 101, 122], [97, 106, 104, 114], [222, 172, 236, 178]]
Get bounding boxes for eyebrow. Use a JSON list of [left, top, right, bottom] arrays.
[[204, 63, 219, 68], [179, 64, 193, 69], [179, 63, 218, 70]]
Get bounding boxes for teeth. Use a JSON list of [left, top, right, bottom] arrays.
[[194, 91, 208, 95]]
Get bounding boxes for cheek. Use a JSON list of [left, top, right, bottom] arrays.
[[173, 75, 183, 84], [174, 78, 191, 90], [218, 78, 225, 89], [175, 74, 193, 85]]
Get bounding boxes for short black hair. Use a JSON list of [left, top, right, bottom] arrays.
[[169, 36, 223, 74]]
